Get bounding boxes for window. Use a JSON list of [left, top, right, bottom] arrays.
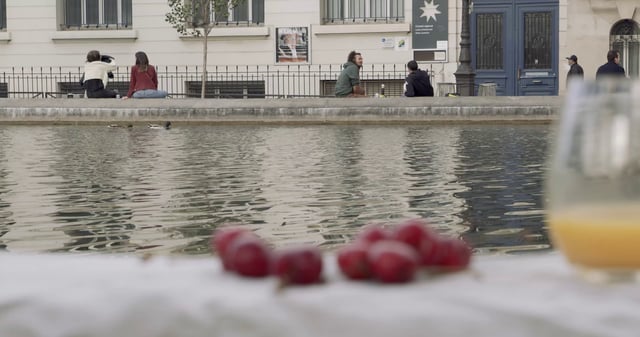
[[323, 0, 404, 24], [610, 19, 640, 78], [61, 0, 132, 29], [476, 13, 503, 70], [191, 0, 264, 26], [523, 12, 552, 69], [0, 0, 6, 30]]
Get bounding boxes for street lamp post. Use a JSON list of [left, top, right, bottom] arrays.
[[454, 0, 476, 96]]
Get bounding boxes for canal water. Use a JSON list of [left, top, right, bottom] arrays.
[[0, 124, 550, 255]]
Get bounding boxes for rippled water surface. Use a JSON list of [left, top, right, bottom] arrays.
[[0, 124, 551, 255]]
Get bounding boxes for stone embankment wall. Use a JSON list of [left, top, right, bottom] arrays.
[[0, 97, 563, 124]]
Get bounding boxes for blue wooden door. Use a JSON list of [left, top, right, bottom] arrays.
[[472, 0, 558, 96], [516, 4, 558, 95]]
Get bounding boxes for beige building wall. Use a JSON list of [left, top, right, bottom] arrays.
[[9, 0, 618, 94], [0, 0, 459, 82], [561, 0, 639, 92]]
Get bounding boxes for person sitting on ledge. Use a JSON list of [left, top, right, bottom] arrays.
[[82, 50, 118, 99], [335, 51, 366, 97], [123, 51, 168, 99], [404, 60, 434, 97]]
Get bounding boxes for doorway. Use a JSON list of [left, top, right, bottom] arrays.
[[471, 0, 559, 95]]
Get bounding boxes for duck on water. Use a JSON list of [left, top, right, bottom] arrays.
[[148, 121, 171, 130], [107, 122, 171, 129]]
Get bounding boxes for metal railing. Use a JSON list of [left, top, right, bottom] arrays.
[[322, 15, 405, 24], [0, 64, 423, 99]]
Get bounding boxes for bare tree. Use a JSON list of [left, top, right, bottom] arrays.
[[166, 0, 243, 98]]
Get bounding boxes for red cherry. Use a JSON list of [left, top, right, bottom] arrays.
[[272, 246, 323, 285], [436, 239, 472, 270], [367, 240, 419, 284], [226, 234, 272, 278], [211, 226, 251, 271], [337, 243, 372, 280], [417, 235, 447, 266], [355, 224, 391, 245], [391, 218, 436, 250]]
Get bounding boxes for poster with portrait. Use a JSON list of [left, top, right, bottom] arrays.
[[276, 27, 309, 63]]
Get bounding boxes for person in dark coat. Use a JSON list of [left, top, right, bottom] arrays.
[[595, 50, 626, 80], [404, 60, 434, 97], [565, 55, 584, 86]]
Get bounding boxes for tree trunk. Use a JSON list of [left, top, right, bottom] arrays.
[[201, 29, 208, 99]]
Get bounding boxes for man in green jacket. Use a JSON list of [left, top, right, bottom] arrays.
[[335, 51, 366, 97]]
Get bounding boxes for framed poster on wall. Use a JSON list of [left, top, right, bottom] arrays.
[[276, 27, 309, 63]]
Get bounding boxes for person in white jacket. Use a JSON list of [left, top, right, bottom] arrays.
[[83, 50, 118, 98]]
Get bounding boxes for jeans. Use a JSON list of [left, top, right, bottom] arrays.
[[132, 89, 168, 98]]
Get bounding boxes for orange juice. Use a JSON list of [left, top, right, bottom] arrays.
[[548, 203, 640, 269]]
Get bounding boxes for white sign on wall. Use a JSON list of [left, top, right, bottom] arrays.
[[381, 37, 395, 48], [395, 38, 408, 51]]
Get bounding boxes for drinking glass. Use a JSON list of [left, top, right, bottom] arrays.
[[546, 79, 640, 282]]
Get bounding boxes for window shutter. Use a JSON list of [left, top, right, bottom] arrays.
[[252, 0, 264, 24], [122, 0, 132, 26], [232, 1, 249, 22], [64, 0, 82, 27], [103, 0, 118, 25]]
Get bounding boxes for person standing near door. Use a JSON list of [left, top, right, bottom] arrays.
[[565, 55, 584, 86], [595, 50, 626, 79]]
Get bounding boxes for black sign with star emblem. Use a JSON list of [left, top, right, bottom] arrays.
[[412, 0, 448, 49]]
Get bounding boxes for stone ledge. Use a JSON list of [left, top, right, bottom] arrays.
[[312, 23, 410, 35], [179, 26, 270, 38], [51, 30, 138, 41], [0, 253, 631, 337], [0, 31, 11, 42], [0, 97, 562, 124]]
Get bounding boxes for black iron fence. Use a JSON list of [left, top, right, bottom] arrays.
[[0, 64, 442, 99]]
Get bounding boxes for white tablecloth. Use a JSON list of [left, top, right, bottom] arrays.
[[0, 252, 638, 337]]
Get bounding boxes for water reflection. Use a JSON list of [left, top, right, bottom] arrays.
[[0, 124, 551, 255], [49, 127, 138, 253], [404, 127, 468, 233], [167, 127, 270, 254], [454, 126, 550, 254], [0, 128, 15, 251]]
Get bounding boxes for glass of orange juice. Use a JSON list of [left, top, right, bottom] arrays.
[[546, 78, 640, 282]]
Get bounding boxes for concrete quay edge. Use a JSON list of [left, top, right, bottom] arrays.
[[0, 96, 564, 124]]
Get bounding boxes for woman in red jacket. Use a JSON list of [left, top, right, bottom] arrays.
[[123, 52, 168, 99]]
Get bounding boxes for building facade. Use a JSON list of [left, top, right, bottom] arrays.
[[564, 0, 639, 81], [0, 0, 637, 97]]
